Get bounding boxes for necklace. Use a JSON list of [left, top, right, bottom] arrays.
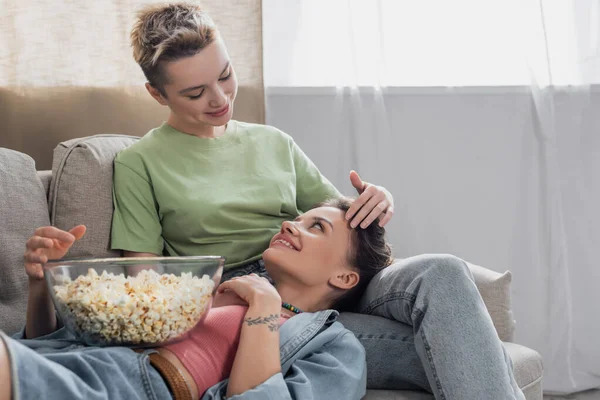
[[281, 302, 303, 314]]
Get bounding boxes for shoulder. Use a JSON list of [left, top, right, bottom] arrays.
[[114, 126, 165, 169], [234, 121, 294, 143], [301, 312, 364, 354]]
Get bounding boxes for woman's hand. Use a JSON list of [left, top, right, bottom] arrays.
[[24, 225, 85, 339], [346, 170, 394, 229], [24, 225, 86, 280], [217, 274, 281, 309], [212, 288, 248, 308]]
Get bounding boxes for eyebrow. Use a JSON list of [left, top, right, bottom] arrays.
[[178, 62, 230, 94], [294, 216, 334, 230]]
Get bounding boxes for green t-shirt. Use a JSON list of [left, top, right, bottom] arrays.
[[110, 120, 341, 268]]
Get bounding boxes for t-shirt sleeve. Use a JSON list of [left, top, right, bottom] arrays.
[[110, 160, 163, 255], [291, 140, 342, 212]]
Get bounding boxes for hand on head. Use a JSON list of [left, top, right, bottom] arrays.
[[24, 225, 86, 280], [346, 170, 394, 229]]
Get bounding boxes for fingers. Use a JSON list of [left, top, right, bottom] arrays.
[[357, 201, 388, 229], [378, 206, 394, 227], [348, 187, 386, 228], [217, 273, 268, 293], [33, 226, 76, 244], [25, 236, 54, 252], [25, 248, 49, 264], [349, 170, 366, 194], [24, 248, 47, 280], [24, 226, 83, 281], [218, 276, 244, 291], [25, 264, 44, 280], [346, 185, 374, 222], [351, 195, 386, 229], [213, 289, 247, 308], [68, 225, 87, 241]]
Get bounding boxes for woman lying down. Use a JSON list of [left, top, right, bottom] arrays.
[[0, 198, 392, 400]]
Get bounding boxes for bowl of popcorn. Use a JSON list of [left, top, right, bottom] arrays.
[[44, 256, 224, 347]]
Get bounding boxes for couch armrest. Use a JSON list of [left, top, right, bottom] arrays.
[[504, 342, 544, 400]]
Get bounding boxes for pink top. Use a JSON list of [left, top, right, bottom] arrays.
[[164, 305, 289, 396]]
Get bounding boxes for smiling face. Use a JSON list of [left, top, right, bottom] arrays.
[[263, 207, 360, 292], [145, 37, 238, 134]]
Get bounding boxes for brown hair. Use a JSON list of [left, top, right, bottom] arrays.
[[130, 2, 217, 95], [316, 197, 394, 312]]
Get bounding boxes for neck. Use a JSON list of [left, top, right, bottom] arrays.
[[167, 114, 226, 138], [275, 280, 332, 314]]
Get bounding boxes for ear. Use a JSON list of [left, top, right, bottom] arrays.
[[329, 269, 360, 290], [145, 82, 169, 106]]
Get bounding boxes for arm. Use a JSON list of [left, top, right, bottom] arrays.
[[111, 161, 164, 255], [227, 302, 282, 397], [290, 139, 394, 228], [25, 281, 56, 339], [291, 139, 341, 212], [207, 328, 367, 400], [23, 225, 86, 338], [215, 275, 282, 397], [123, 251, 159, 258]]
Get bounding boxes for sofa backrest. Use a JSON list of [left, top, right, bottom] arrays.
[[0, 148, 51, 334], [49, 135, 139, 258]]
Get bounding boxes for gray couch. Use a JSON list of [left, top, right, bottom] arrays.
[[0, 136, 544, 399]]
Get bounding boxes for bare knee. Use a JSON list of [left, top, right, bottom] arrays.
[[0, 335, 12, 400]]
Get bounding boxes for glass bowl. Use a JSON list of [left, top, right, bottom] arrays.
[[43, 256, 224, 347]]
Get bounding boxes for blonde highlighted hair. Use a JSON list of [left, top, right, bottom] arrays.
[[130, 2, 217, 94]]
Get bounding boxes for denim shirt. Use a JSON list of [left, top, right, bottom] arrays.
[[203, 309, 367, 400], [13, 309, 367, 400]]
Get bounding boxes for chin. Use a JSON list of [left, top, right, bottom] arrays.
[[195, 116, 228, 126], [262, 247, 276, 263], [262, 248, 294, 274]]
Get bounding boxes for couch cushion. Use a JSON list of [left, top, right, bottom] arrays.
[[38, 170, 52, 198], [49, 135, 139, 258], [466, 261, 515, 342], [0, 149, 51, 334]]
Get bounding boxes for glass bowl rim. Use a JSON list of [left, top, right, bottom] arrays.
[[43, 255, 225, 270]]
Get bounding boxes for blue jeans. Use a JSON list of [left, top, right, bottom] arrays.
[[0, 331, 172, 400], [231, 254, 524, 399], [222, 259, 272, 283]]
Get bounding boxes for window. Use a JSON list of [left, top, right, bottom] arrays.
[[263, 0, 600, 87]]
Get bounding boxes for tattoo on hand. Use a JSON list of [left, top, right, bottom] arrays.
[[244, 314, 279, 332]]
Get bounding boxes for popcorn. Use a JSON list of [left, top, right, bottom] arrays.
[[53, 269, 214, 345]]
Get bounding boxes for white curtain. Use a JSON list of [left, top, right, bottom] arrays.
[[263, 0, 600, 394]]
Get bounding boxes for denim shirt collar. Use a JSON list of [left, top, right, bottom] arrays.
[[279, 309, 339, 367]]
